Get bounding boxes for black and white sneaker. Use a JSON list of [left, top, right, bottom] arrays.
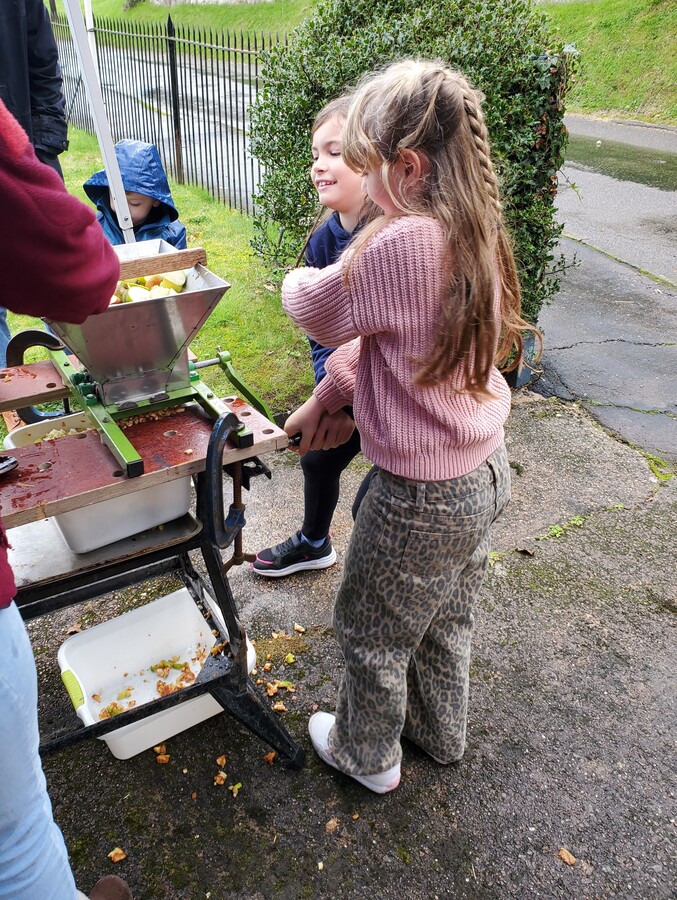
[[252, 530, 337, 578]]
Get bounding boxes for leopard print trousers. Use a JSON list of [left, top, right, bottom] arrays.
[[329, 444, 511, 776]]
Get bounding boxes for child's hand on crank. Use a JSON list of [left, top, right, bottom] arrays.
[[314, 409, 355, 449], [285, 394, 326, 456]]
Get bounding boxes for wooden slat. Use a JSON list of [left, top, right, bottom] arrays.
[[117, 248, 208, 281], [0, 360, 70, 413], [0, 398, 287, 530]]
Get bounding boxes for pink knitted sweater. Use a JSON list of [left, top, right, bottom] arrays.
[[282, 215, 511, 481]]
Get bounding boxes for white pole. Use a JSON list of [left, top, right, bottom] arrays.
[[83, 0, 99, 79], [62, 0, 135, 243]]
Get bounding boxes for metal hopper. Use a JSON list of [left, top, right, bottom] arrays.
[[46, 241, 230, 408], [41, 242, 235, 477]]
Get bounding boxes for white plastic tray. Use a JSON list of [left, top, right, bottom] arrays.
[[57, 587, 256, 759]]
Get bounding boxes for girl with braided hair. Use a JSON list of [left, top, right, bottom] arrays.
[[282, 59, 536, 793]]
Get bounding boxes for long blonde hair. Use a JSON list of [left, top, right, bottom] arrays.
[[342, 59, 538, 399]]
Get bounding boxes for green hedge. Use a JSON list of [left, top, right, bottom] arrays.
[[249, 0, 578, 325]]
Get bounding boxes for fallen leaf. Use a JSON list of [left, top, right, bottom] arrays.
[[326, 817, 340, 833], [66, 623, 83, 635], [108, 847, 127, 864], [263, 751, 277, 766], [559, 848, 576, 866], [216, 754, 227, 767], [515, 547, 535, 557]]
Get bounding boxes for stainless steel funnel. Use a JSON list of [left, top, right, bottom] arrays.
[[46, 241, 230, 408]]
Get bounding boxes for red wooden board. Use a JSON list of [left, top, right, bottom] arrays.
[[0, 395, 286, 529], [0, 361, 70, 411]]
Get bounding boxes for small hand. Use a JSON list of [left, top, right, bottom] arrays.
[[284, 395, 325, 456], [313, 409, 355, 449]]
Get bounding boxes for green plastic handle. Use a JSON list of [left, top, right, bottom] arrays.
[[61, 669, 84, 710]]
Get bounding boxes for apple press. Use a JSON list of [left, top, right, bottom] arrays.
[[12, 240, 272, 477]]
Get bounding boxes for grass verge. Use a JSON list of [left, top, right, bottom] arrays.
[[539, 0, 677, 124], [55, 0, 315, 33]]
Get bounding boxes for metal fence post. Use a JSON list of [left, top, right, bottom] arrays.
[[166, 15, 185, 184]]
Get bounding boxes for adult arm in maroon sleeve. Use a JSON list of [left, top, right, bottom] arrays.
[[0, 99, 119, 322]]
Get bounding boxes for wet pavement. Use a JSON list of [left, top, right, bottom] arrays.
[[537, 115, 677, 465]]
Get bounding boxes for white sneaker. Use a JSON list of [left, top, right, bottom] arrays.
[[308, 711, 401, 794]]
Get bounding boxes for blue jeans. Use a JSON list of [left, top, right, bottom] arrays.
[[0, 601, 78, 899], [0, 307, 10, 369]]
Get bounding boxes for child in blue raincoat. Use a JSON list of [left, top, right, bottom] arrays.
[[84, 139, 187, 248]]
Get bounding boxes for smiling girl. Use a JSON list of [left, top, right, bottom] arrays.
[[253, 97, 377, 578]]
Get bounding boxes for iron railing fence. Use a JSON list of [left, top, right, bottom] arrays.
[[53, 14, 282, 215]]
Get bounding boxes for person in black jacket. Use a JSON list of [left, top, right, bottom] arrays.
[[0, 0, 69, 368]]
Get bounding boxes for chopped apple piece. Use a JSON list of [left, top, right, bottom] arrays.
[[160, 269, 187, 292], [126, 285, 151, 303]]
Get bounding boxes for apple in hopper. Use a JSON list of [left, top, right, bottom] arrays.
[[160, 270, 187, 292], [108, 269, 188, 305]]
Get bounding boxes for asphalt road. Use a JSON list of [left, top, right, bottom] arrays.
[[536, 115, 677, 464]]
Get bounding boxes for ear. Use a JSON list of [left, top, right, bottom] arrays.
[[399, 148, 430, 181], [152, 198, 161, 208]]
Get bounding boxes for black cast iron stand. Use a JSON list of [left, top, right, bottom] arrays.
[[16, 413, 305, 770]]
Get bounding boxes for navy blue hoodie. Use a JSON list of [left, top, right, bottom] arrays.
[[83, 140, 186, 248]]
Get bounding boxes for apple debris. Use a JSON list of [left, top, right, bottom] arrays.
[[228, 782, 242, 798], [263, 751, 277, 766], [325, 818, 339, 833], [156, 754, 170, 765], [214, 771, 227, 786], [284, 653, 295, 665], [558, 848, 576, 866], [99, 701, 124, 720], [216, 754, 227, 768], [293, 623, 306, 634], [107, 847, 127, 864], [272, 701, 287, 712], [153, 744, 166, 754], [108, 269, 188, 306]]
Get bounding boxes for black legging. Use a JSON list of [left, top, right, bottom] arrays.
[[300, 428, 377, 540]]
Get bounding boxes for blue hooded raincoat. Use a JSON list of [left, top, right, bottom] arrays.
[[83, 140, 186, 248]]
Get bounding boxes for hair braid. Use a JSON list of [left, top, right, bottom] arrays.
[[457, 79, 502, 219]]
